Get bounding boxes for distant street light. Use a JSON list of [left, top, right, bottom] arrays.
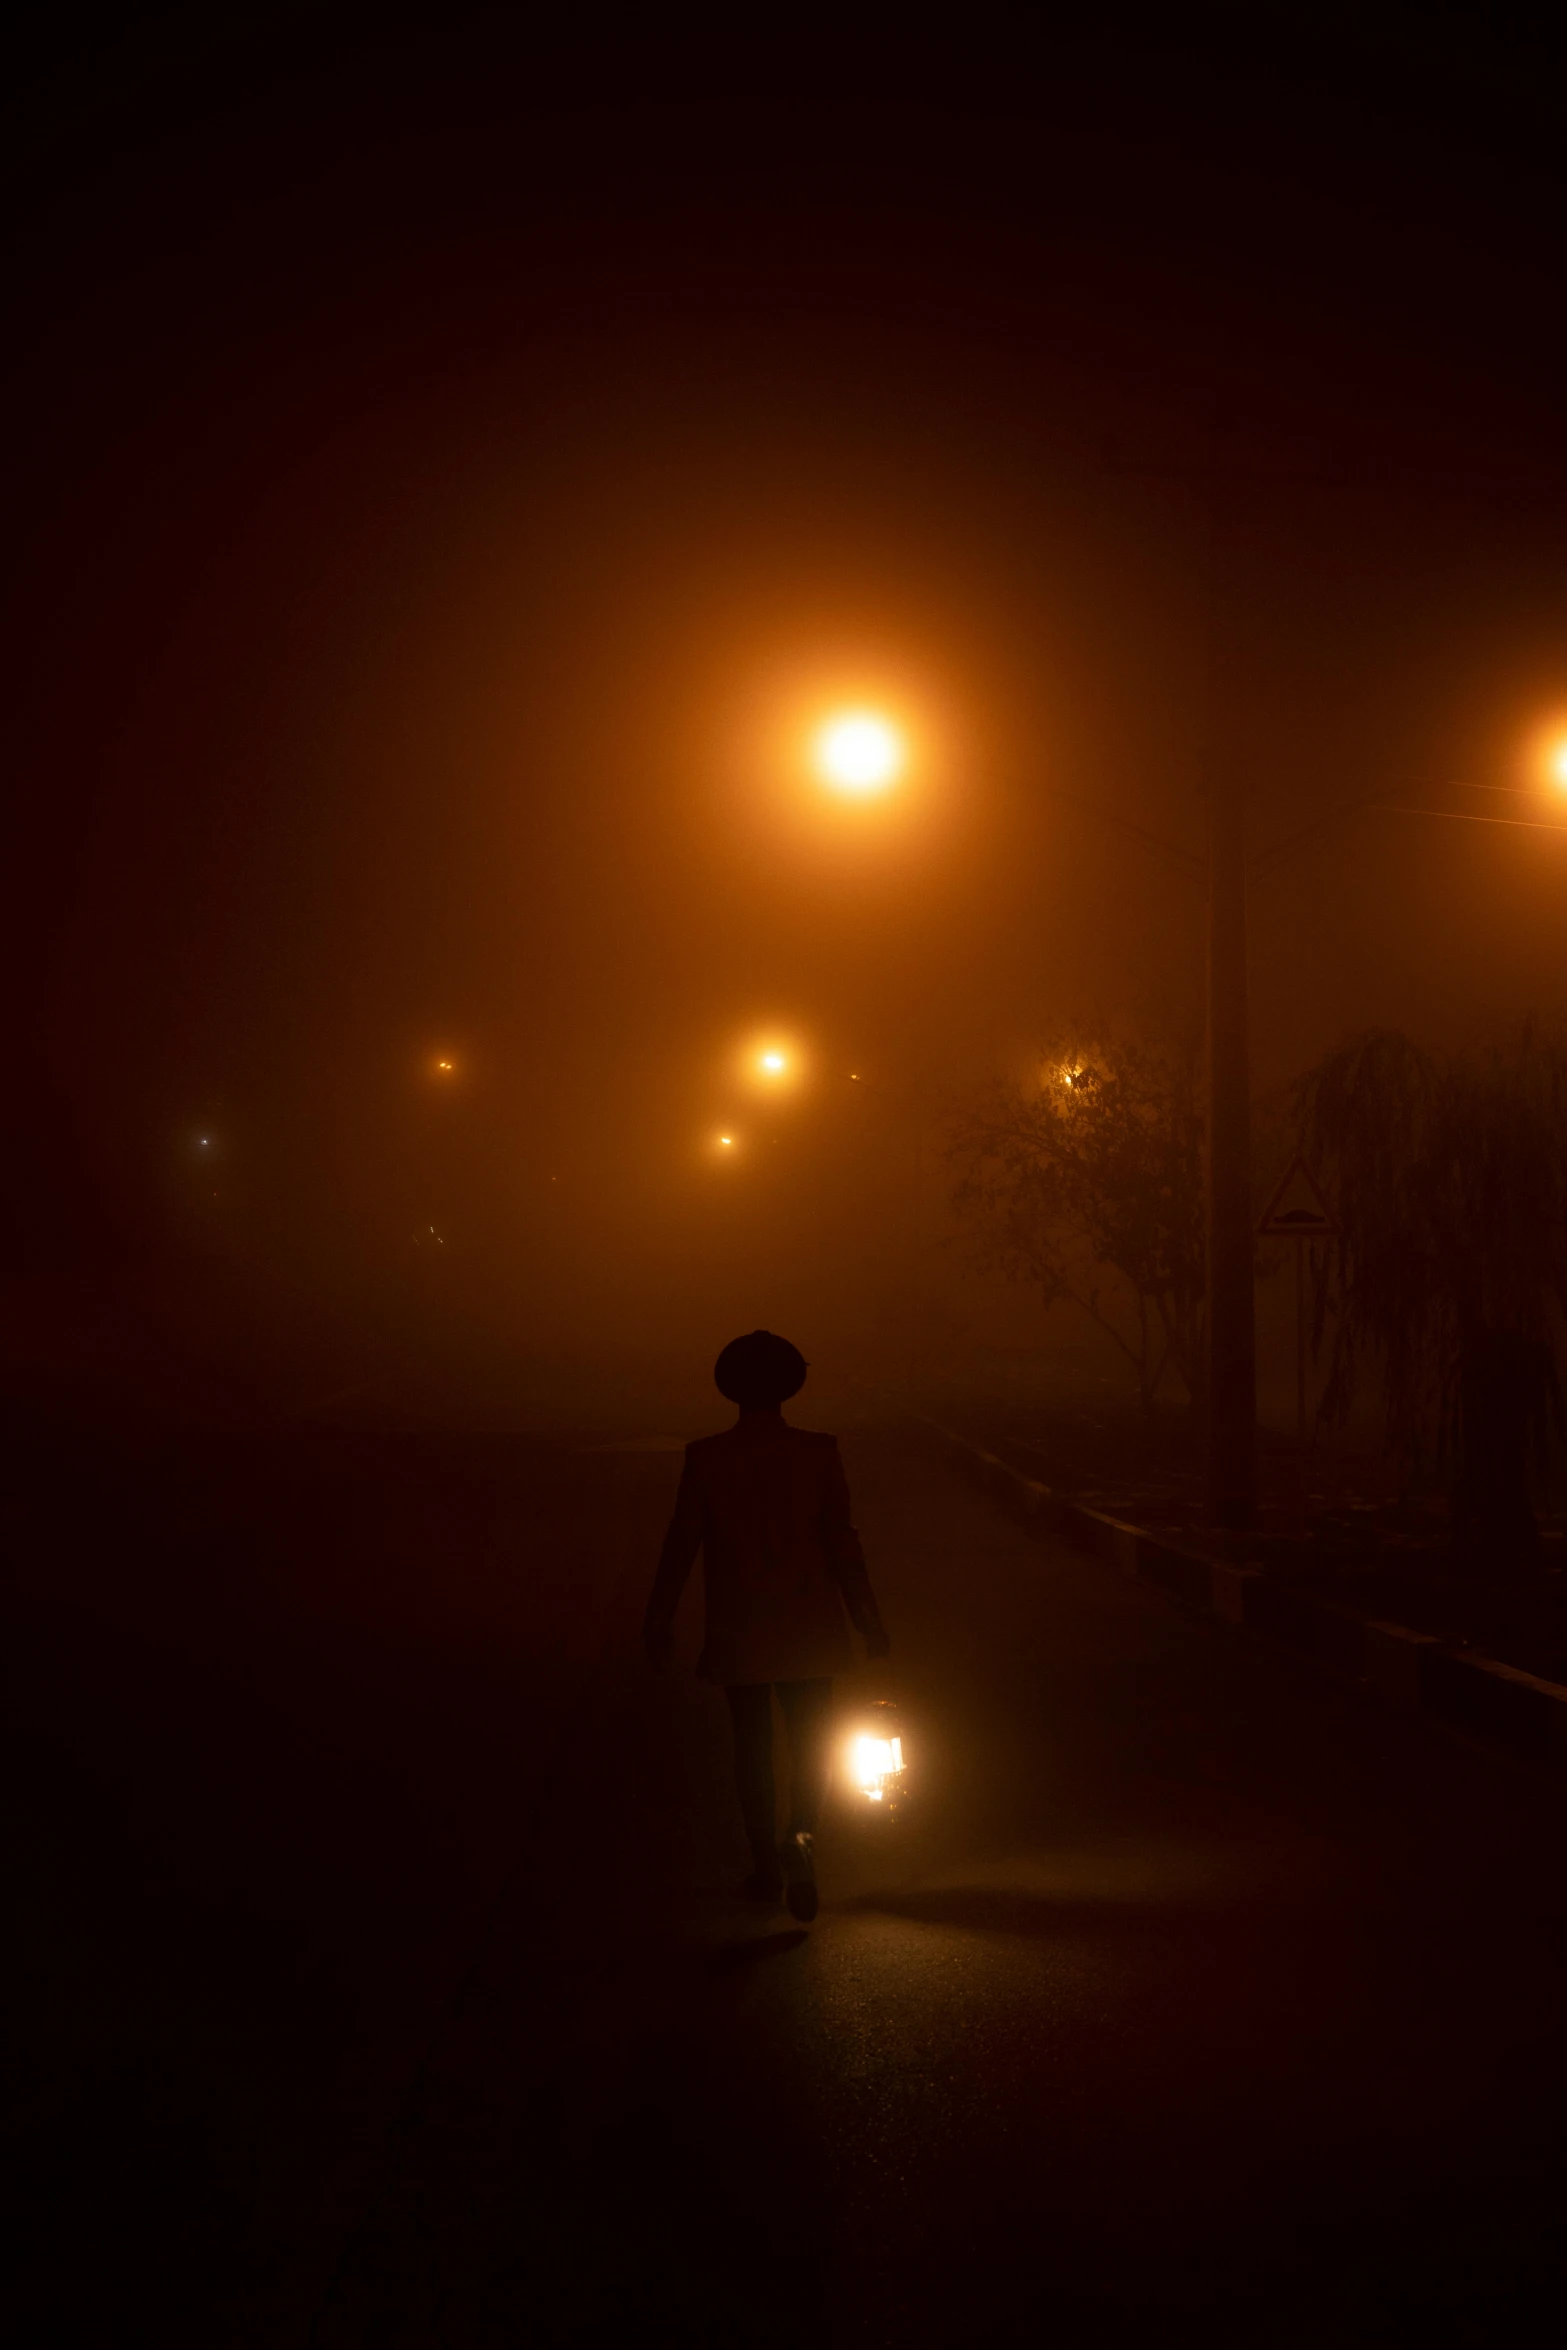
[[815, 711, 903, 795], [728, 1032, 805, 1112]]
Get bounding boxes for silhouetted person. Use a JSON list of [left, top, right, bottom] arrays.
[[642, 1330, 889, 1921]]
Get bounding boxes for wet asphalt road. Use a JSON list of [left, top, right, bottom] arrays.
[[11, 1382, 1567, 2344], [311, 1401, 1567, 2348]]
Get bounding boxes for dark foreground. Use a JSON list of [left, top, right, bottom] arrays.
[[8, 1368, 1567, 2345]]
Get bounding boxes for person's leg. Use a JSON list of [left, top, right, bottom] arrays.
[[724, 1683, 779, 1880], [776, 1678, 834, 1834]]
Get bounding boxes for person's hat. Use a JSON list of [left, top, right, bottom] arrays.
[[714, 1330, 807, 1406]]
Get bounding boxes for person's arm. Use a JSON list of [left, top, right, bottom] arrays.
[[820, 1440, 890, 1657], [643, 1447, 704, 1668]]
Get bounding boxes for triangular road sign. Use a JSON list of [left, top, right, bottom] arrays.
[[1257, 1154, 1336, 1236]]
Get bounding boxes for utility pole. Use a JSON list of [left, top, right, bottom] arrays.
[[1200, 460, 1258, 1529], [1107, 434, 1533, 1530], [1108, 438, 1259, 1526]]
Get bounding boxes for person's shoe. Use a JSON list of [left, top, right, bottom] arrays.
[[741, 1870, 784, 1905], [779, 1831, 819, 1923]]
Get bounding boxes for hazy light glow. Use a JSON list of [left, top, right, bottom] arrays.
[[738, 1030, 806, 1093], [815, 710, 903, 795], [1524, 719, 1567, 794], [848, 1732, 905, 1801]]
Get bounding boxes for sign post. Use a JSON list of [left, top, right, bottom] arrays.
[[1257, 1156, 1336, 1537]]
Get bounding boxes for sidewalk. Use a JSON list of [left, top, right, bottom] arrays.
[[910, 1407, 1567, 1781]]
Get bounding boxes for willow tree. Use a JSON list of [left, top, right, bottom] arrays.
[[946, 1024, 1205, 1415], [1299, 1026, 1567, 1563]]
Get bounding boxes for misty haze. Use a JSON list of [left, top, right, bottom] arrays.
[[7, 20, 1567, 2347]]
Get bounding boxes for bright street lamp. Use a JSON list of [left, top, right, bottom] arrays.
[[733, 1030, 805, 1093], [814, 711, 904, 795]]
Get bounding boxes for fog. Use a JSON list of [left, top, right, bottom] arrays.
[[18, 32, 1567, 2346], [9, 24, 1567, 1424]]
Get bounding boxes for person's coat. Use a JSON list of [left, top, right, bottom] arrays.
[[644, 1418, 883, 1683]]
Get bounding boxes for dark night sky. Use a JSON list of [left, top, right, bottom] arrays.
[[9, 15, 1567, 1374]]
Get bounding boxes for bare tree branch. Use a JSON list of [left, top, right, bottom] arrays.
[[945, 1020, 1206, 1415]]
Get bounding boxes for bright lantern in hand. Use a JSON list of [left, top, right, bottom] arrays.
[[843, 1699, 908, 1810]]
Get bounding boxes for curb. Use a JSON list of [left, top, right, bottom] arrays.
[[913, 1411, 1567, 1779]]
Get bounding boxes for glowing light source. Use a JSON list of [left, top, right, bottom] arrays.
[[1524, 719, 1567, 794], [815, 711, 903, 795], [849, 1735, 903, 1795], [719, 1135, 734, 1147], [738, 1031, 805, 1092], [842, 1700, 908, 1809]]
